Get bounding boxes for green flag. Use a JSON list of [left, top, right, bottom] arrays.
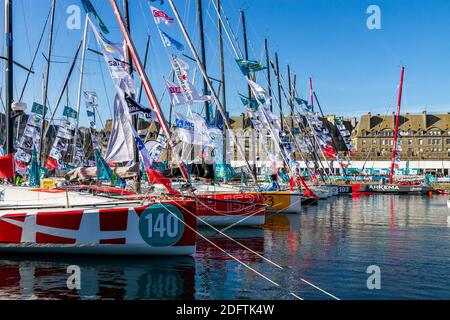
[[81, 0, 109, 34], [29, 147, 40, 187], [236, 59, 266, 76], [95, 149, 113, 182]]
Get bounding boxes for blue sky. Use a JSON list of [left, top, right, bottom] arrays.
[[1, 0, 450, 129]]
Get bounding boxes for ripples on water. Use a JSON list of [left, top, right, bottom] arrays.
[[0, 195, 449, 300]]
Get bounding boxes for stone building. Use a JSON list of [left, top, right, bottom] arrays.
[[352, 111, 450, 160]]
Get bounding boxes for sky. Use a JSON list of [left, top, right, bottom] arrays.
[[1, 0, 450, 129]]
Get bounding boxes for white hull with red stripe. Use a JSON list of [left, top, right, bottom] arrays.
[[0, 187, 197, 256]]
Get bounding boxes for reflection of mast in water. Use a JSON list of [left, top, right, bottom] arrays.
[[0, 256, 195, 300]]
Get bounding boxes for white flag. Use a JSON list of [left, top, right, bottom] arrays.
[[149, 5, 174, 26]]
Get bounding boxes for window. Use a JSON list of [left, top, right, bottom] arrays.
[[447, 139, 450, 144], [372, 140, 377, 145], [419, 139, 423, 145], [408, 139, 413, 145], [362, 139, 366, 145]]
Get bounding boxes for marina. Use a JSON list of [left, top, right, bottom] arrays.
[[0, 194, 449, 300], [0, 0, 449, 304]]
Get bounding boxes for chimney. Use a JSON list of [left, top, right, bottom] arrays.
[[422, 110, 427, 129]]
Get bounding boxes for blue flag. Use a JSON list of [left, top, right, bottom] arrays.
[[160, 31, 184, 51]]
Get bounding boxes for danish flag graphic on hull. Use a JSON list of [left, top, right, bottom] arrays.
[[0, 202, 197, 256]]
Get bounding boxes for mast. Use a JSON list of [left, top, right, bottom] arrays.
[[72, 14, 89, 164], [275, 52, 283, 130], [167, 0, 260, 186], [40, 0, 56, 163], [287, 64, 293, 127], [309, 77, 314, 113], [122, 0, 141, 192], [389, 66, 405, 184], [197, 0, 210, 123], [240, 10, 256, 175], [264, 38, 272, 112], [4, 0, 13, 154], [217, 0, 226, 163], [240, 10, 252, 100], [108, 0, 191, 184]]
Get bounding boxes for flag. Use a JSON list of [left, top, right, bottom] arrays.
[[246, 78, 270, 105], [149, 5, 174, 25], [150, 0, 164, 4], [160, 31, 184, 51], [0, 154, 14, 179], [124, 93, 158, 121], [63, 106, 78, 120], [174, 112, 217, 147], [322, 144, 336, 158], [133, 130, 180, 194], [81, 0, 109, 34], [95, 149, 113, 182], [166, 80, 186, 106], [29, 147, 40, 187], [45, 156, 59, 170], [236, 59, 266, 75]]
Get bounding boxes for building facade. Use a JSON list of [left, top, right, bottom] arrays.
[[352, 111, 450, 160]]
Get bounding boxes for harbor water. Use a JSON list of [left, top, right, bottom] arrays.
[[0, 195, 449, 300]]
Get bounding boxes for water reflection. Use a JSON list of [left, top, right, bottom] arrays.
[[0, 196, 449, 300], [0, 254, 195, 300]]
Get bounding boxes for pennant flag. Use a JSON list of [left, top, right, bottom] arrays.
[[29, 147, 40, 187], [160, 31, 184, 51], [149, 5, 174, 25], [0, 154, 14, 179], [81, 0, 109, 34], [236, 59, 266, 76], [95, 149, 113, 182]]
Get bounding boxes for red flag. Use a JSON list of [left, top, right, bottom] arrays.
[[146, 166, 180, 195], [0, 154, 14, 179], [322, 144, 336, 158], [45, 157, 59, 170]]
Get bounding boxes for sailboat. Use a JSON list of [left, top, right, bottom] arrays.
[[352, 67, 432, 195], [0, 0, 197, 256]]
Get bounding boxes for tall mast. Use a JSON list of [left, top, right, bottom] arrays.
[[217, 0, 226, 163], [122, 0, 141, 192], [72, 14, 89, 164], [4, 0, 13, 154], [40, 0, 56, 163], [264, 38, 272, 112], [167, 0, 260, 186], [309, 77, 314, 113], [240, 10, 251, 99], [287, 64, 293, 126], [138, 35, 151, 104], [389, 66, 405, 184], [197, 0, 210, 123], [275, 52, 283, 130], [108, 0, 191, 184], [240, 9, 256, 175]]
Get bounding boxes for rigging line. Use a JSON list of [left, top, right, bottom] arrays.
[[161, 199, 337, 300], [156, 201, 302, 299], [170, 197, 280, 269]]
